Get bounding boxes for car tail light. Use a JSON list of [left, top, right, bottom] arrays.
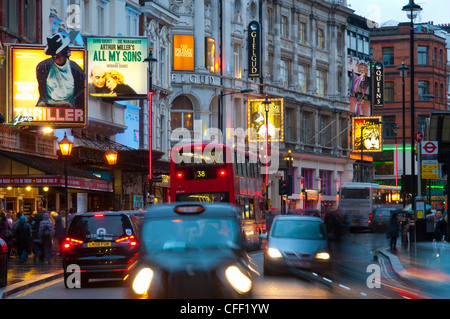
[[115, 235, 138, 247], [63, 237, 83, 250], [94, 214, 104, 217]]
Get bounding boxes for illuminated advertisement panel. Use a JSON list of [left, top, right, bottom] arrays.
[[247, 98, 284, 142], [9, 42, 86, 127], [86, 36, 148, 98], [352, 116, 382, 153], [205, 37, 215, 73], [173, 34, 194, 71]]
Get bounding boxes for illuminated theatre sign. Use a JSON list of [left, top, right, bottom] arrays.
[[247, 21, 261, 78], [352, 116, 382, 153], [9, 44, 87, 127]]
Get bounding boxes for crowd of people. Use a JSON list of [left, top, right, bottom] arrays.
[[0, 208, 75, 264]]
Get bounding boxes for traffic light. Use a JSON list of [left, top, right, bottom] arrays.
[[286, 175, 293, 196], [279, 178, 287, 195]]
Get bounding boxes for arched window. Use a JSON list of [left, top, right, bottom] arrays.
[[171, 95, 194, 131]]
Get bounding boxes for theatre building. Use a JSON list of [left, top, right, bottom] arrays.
[[0, 125, 113, 215]]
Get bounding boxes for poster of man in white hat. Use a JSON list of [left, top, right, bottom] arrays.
[[35, 33, 85, 108]]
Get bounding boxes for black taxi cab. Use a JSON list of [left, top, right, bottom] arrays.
[[62, 211, 140, 288], [126, 203, 254, 299]]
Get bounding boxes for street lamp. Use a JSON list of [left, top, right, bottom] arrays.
[[402, 0, 422, 216], [398, 62, 409, 207], [58, 132, 73, 230], [105, 150, 118, 210], [144, 48, 157, 205]]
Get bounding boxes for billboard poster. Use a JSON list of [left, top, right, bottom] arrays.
[[352, 116, 382, 153], [86, 37, 148, 98], [247, 98, 284, 142], [173, 34, 194, 71], [248, 21, 261, 78], [9, 36, 87, 127]]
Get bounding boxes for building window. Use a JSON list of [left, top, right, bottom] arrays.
[[317, 28, 325, 49], [281, 15, 288, 38], [285, 108, 296, 141], [299, 22, 306, 44], [159, 47, 166, 86], [418, 46, 428, 65], [298, 64, 307, 93], [385, 82, 394, 102], [441, 83, 444, 104], [171, 95, 194, 133], [418, 81, 430, 101], [382, 47, 394, 66], [319, 170, 332, 196], [316, 69, 326, 97], [302, 168, 314, 189], [363, 37, 370, 55], [280, 59, 289, 89], [383, 116, 396, 138]]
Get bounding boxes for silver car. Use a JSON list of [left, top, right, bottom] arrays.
[[260, 215, 332, 276]]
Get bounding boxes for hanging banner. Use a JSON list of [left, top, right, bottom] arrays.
[[373, 61, 384, 107], [352, 116, 382, 153], [247, 21, 261, 78]]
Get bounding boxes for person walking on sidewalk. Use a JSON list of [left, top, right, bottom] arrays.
[[14, 215, 32, 263], [386, 212, 400, 253], [434, 209, 447, 243], [38, 212, 55, 264]]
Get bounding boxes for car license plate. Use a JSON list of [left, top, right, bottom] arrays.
[[287, 260, 311, 268], [87, 242, 111, 248]]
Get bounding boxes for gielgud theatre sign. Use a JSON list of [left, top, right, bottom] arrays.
[[7, 33, 87, 127]]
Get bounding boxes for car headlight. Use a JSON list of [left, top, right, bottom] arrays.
[[267, 247, 282, 258], [132, 267, 154, 295], [225, 266, 252, 294], [315, 252, 330, 260]]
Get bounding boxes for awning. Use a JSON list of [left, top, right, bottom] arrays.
[[0, 150, 112, 192]]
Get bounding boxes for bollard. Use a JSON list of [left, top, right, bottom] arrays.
[[0, 238, 8, 287]]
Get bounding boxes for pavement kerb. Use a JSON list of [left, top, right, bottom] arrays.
[[0, 271, 63, 299], [376, 247, 415, 282]]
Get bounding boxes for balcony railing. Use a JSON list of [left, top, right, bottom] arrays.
[[0, 125, 57, 158]]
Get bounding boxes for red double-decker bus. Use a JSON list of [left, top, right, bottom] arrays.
[[170, 142, 265, 248]]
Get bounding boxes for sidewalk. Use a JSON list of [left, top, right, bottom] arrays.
[[378, 242, 450, 297], [0, 255, 64, 299]]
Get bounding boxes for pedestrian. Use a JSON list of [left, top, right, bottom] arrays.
[[0, 211, 13, 258], [38, 212, 55, 264], [29, 210, 43, 260], [53, 211, 65, 255], [433, 209, 447, 243], [386, 212, 400, 253], [14, 215, 32, 263]]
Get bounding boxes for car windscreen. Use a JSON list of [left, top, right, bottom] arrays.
[[141, 218, 240, 252], [68, 215, 134, 241], [271, 219, 325, 240]]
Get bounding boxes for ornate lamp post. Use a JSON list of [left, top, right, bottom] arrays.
[[144, 48, 157, 205], [58, 132, 73, 230], [105, 150, 118, 210], [398, 62, 409, 207], [402, 0, 422, 215]]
